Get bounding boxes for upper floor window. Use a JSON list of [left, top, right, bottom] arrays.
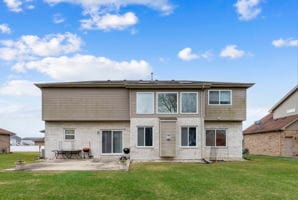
[[206, 129, 226, 147], [180, 92, 198, 113], [64, 129, 75, 140], [136, 92, 154, 114], [157, 92, 178, 114], [208, 90, 232, 105]]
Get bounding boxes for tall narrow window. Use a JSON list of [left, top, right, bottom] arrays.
[[157, 93, 178, 113], [64, 129, 75, 140], [181, 92, 198, 113], [136, 92, 154, 114], [206, 129, 226, 147], [181, 127, 197, 147], [102, 130, 122, 154], [137, 127, 153, 147], [208, 90, 232, 105]]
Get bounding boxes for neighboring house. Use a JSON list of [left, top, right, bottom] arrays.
[[35, 80, 253, 161], [21, 137, 45, 146], [0, 128, 14, 153], [10, 135, 22, 146], [243, 86, 298, 157]]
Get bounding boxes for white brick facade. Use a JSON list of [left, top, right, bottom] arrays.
[[45, 120, 243, 161]]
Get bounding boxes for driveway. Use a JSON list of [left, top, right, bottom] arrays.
[[11, 159, 123, 171]]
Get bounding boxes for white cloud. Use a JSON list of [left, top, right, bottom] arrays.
[[0, 24, 12, 34], [234, 0, 262, 21], [53, 13, 65, 24], [44, 0, 173, 14], [0, 80, 40, 96], [0, 100, 43, 137], [272, 38, 298, 47], [15, 54, 152, 81], [178, 48, 213, 61], [178, 48, 199, 61], [3, 0, 22, 12], [44, 0, 173, 31], [220, 45, 246, 59], [81, 12, 138, 31], [0, 32, 82, 61], [3, 0, 35, 12]]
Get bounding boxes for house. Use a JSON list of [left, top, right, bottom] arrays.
[[21, 137, 45, 146], [35, 80, 253, 161], [10, 135, 22, 146], [243, 86, 298, 157], [0, 128, 14, 153]]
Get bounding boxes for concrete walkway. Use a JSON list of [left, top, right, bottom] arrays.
[[10, 159, 123, 171]]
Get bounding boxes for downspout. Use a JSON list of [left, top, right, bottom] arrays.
[[200, 84, 206, 162]]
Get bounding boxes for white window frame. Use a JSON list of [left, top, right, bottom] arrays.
[[180, 126, 198, 148], [156, 92, 179, 114], [101, 130, 124, 155], [205, 129, 227, 147], [64, 129, 75, 141], [180, 92, 199, 114], [136, 126, 154, 148], [208, 90, 232, 105], [136, 92, 155, 114]]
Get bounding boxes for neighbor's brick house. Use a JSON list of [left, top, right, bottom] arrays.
[[0, 128, 14, 153], [36, 80, 253, 161], [243, 86, 298, 157]]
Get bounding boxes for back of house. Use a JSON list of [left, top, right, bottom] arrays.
[[36, 80, 253, 161], [243, 86, 298, 157]]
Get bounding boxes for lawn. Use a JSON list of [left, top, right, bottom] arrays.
[[0, 153, 297, 200]]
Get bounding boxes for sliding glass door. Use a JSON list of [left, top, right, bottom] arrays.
[[102, 130, 122, 154]]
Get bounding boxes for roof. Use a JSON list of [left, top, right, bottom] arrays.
[[243, 113, 298, 135], [0, 128, 15, 136], [270, 85, 298, 112], [22, 137, 44, 142], [35, 80, 254, 89]]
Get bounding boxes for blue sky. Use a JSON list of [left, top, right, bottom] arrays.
[[0, 0, 297, 137]]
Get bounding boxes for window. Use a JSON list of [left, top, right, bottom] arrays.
[[136, 92, 154, 114], [181, 127, 197, 147], [102, 130, 122, 154], [181, 92, 198, 113], [157, 92, 178, 113], [64, 129, 75, 140], [137, 127, 153, 147], [206, 129, 226, 147], [208, 90, 232, 105]]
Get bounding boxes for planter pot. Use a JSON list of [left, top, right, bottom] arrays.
[[119, 162, 128, 170]]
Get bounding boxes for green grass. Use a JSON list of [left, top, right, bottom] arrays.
[[0, 152, 39, 170], [0, 153, 297, 200]]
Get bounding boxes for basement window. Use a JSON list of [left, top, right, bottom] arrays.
[[181, 127, 197, 147], [64, 129, 75, 140], [137, 127, 153, 147], [206, 129, 226, 147]]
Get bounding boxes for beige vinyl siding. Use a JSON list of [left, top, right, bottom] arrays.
[[205, 88, 247, 121], [42, 88, 130, 121], [273, 91, 298, 119], [130, 89, 202, 118], [286, 121, 298, 131]]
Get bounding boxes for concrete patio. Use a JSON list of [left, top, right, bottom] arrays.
[[8, 159, 126, 171]]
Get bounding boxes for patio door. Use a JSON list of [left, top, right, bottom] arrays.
[[102, 130, 122, 154]]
